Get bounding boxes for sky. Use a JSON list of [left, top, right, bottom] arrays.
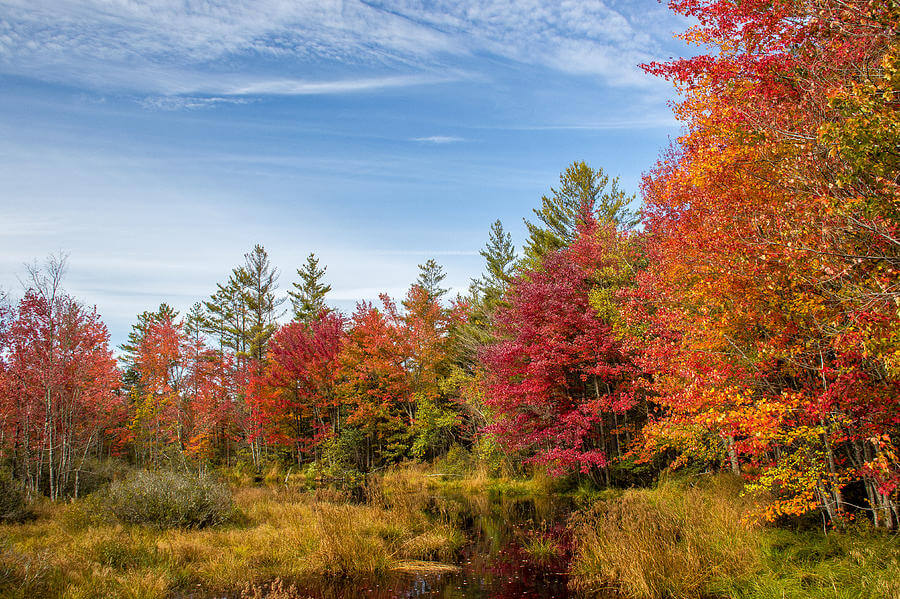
[[0, 0, 692, 350]]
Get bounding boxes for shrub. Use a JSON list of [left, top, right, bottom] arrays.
[[569, 474, 762, 599], [64, 457, 132, 497], [105, 470, 233, 528], [0, 472, 33, 524], [432, 444, 473, 476]]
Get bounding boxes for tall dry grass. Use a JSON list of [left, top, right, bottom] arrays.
[[0, 481, 463, 599], [569, 474, 763, 599]]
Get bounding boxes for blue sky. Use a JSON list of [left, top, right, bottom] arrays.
[[0, 0, 691, 349]]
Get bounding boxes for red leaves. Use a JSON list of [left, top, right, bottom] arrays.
[[253, 310, 345, 453], [482, 226, 641, 475], [632, 0, 900, 521], [2, 288, 122, 496]]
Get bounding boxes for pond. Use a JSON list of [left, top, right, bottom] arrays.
[[290, 492, 578, 599]]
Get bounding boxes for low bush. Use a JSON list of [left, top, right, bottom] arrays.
[[65, 457, 132, 497], [0, 472, 33, 524], [105, 470, 233, 528]]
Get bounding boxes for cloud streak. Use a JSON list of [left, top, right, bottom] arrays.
[[0, 0, 685, 96], [222, 74, 453, 96], [411, 136, 466, 144]]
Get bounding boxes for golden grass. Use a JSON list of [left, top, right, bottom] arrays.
[[569, 474, 763, 599], [376, 460, 544, 500], [0, 483, 464, 599]]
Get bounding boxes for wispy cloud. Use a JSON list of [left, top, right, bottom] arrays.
[[0, 1, 684, 97], [369, 249, 478, 256], [138, 96, 254, 110], [411, 136, 466, 144], [222, 74, 452, 96], [492, 117, 681, 131]]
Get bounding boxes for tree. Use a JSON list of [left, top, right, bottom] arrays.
[[120, 303, 179, 391], [483, 222, 643, 479], [523, 161, 636, 268], [634, 0, 900, 526], [474, 220, 517, 312], [338, 297, 415, 469], [288, 253, 332, 323], [129, 310, 232, 469], [1, 257, 122, 499], [450, 221, 519, 441], [237, 244, 284, 366], [130, 312, 187, 467], [253, 311, 345, 466], [414, 259, 448, 303]]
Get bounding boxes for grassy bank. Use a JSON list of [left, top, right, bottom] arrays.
[[569, 474, 900, 599], [0, 482, 463, 599], [378, 460, 553, 497]]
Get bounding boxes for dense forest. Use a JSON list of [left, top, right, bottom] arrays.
[[1, 0, 898, 539]]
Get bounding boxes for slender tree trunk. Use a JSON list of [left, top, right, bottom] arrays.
[[45, 385, 55, 500], [726, 436, 740, 475]]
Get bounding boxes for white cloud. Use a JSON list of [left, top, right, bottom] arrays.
[[222, 74, 453, 96], [0, 0, 685, 96], [411, 136, 466, 144], [138, 96, 253, 110]]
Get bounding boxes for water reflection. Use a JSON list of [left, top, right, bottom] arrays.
[[291, 492, 575, 599]]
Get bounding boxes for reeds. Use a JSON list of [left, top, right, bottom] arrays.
[[569, 474, 762, 599]]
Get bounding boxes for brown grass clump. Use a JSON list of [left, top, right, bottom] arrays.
[[569, 474, 763, 599], [239, 578, 312, 599]]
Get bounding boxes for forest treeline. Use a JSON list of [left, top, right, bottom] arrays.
[[1, 0, 898, 529]]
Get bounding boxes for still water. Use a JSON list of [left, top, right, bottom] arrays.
[[293, 493, 576, 599]]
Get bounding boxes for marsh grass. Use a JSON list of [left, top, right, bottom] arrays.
[[569, 474, 900, 599], [0, 480, 464, 599], [569, 474, 763, 599], [523, 531, 563, 565], [717, 526, 900, 599], [377, 460, 546, 499], [239, 578, 313, 599]]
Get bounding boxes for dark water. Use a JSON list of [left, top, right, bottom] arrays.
[[294, 492, 576, 599]]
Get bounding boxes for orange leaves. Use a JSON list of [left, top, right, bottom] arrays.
[[631, 0, 900, 523]]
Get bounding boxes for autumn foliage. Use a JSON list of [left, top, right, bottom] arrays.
[[632, 0, 900, 525], [482, 222, 643, 477], [0, 0, 897, 533]]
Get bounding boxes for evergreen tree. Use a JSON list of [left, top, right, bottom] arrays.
[[236, 244, 284, 366], [288, 253, 332, 323], [523, 161, 636, 268], [184, 302, 206, 343], [455, 220, 518, 366], [204, 276, 248, 356], [414, 258, 448, 303], [474, 219, 517, 312], [203, 244, 283, 365]]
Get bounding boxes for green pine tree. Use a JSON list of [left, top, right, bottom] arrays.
[[474, 219, 517, 312], [204, 276, 248, 356], [415, 258, 448, 302], [236, 244, 284, 366], [288, 253, 332, 323], [454, 220, 518, 367], [523, 161, 637, 268], [204, 244, 283, 365]]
